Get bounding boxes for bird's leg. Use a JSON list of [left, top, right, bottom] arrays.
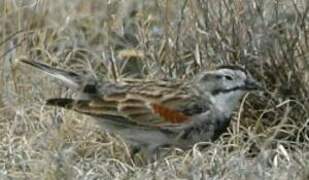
[[130, 145, 141, 157], [127, 144, 159, 165]]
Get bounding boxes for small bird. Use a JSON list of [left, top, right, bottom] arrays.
[[21, 59, 261, 156]]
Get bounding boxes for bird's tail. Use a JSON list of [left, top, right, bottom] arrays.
[[20, 59, 83, 90]]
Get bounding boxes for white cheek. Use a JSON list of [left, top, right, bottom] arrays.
[[236, 80, 244, 87], [225, 81, 236, 89], [240, 72, 247, 79]]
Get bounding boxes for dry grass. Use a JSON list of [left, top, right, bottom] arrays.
[[1, 0, 309, 179]]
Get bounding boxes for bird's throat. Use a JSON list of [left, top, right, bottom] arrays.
[[211, 90, 244, 118]]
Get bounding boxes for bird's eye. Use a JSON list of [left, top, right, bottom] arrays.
[[224, 75, 233, 80]]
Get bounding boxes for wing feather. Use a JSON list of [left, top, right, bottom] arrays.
[[23, 60, 206, 126], [46, 80, 203, 126]]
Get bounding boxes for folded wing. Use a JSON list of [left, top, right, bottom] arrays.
[[21, 60, 209, 126], [47, 81, 199, 126]]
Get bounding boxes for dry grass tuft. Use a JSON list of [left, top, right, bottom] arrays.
[[1, 0, 308, 179]]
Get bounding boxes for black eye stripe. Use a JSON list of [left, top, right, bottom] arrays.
[[211, 86, 244, 95]]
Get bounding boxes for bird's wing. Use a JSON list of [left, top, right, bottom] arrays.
[[47, 80, 207, 127], [20, 60, 210, 126]]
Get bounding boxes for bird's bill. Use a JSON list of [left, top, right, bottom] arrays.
[[244, 79, 263, 91]]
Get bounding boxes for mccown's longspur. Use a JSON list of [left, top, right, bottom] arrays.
[[20, 59, 261, 155]]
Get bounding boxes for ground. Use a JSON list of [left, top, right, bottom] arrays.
[[0, 0, 308, 179]]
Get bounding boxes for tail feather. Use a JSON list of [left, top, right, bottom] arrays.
[[20, 59, 82, 89]]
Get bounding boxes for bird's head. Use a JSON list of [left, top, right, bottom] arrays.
[[195, 65, 262, 117], [196, 65, 262, 94]]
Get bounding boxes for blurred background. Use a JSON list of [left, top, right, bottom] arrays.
[[0, 0, 308, 179]]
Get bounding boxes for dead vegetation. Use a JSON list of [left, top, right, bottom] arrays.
[[0, 0, 309, 179]]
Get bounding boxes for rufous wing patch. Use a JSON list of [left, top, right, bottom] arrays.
[[151, 103, 189, 123]]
